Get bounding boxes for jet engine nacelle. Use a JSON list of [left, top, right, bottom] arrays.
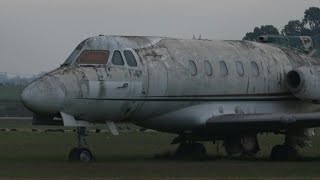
[[286, 66, 320, 102]]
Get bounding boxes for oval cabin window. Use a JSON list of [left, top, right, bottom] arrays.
[[204, 60, 213, 76], [219, 61, 228, 76], [189, 60, 197, 76], [236, 61, 244, 76], [251, 61, 259, 77]]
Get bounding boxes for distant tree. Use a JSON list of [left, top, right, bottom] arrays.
[[302, 7, 320, 36], [303, 7, 320, 31], [244, 7, 320, 39], [243, 25, 280, 41], [282, 20, 306, 36], [0, 73, 8, 84], [281, 7, 320, 37]]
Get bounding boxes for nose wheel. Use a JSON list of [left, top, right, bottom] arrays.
[[68, 127, 94, 162]]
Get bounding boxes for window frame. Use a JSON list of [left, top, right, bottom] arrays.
[[204, 60, 213, 76], [189, 60, 198, 76], [111, 50, 125, 66], [123, 50, 138, 67], [236, 61, 244, 77], [219, 61, 228, 76], [251, 61, 260, 77]]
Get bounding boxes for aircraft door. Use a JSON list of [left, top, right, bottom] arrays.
[[147, 59, 168, 96], [105, 50, 131, 98], [77, 50, 132, 121], [106, 50, 147, 122], [133, 48, 169, 121]]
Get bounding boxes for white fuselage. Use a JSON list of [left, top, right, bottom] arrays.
[[21, 36, 320, 134]]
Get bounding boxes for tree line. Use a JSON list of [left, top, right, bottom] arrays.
[[243, 7, 320, 41], [0, 72, 46, 87]]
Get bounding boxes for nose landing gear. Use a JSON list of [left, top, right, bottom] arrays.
[[68, 127, 94, 162]]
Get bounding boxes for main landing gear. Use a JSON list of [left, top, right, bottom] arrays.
[[68, 127, 94, 162], [270, 144, 298, 161], [175, 142, 207, 160], [270, 136, 300, 161], [269, 128, 315, 161]]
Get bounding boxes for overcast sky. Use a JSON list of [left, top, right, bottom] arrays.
[[0, 0, 319, 75]]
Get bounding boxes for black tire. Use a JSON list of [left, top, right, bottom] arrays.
[[68, 147, 80, 161], [175, 143, 207, 160], [77, 148, 93, 162], [191, 143, 207, 160], [175, 143, 190, 158], [270, 144, 298, 161], [68, 147, 93, 162]]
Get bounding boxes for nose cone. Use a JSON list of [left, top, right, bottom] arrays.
[[21, 75, 66, 114]]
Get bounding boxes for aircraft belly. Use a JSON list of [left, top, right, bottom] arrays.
[[137, 100, 320, 133]]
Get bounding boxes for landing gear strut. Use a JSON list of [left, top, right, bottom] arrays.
[[224, 135, 260, 156], [270, 132, 301, 161], [175, 142, 207, 160], [270, 144, 298, 161], [68, 127, 94, 162]]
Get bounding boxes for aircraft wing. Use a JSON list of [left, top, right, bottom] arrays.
[[206, 112, 320, 132]]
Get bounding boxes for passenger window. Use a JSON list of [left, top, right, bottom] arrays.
[[236, 61, 244, 76], [219, 61, 228, 76], [112, 50, 125, 66], [77, 50, 109, 64], [251, 61, 259, 77], [124, 50, 137, 67], [204, 60, 212, 76], [189, 60, 197, 76]]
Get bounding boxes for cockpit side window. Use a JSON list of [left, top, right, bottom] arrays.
[[112, 50, 125, 66], [124, 50, 137, 67], [77, 50, 109, 64]]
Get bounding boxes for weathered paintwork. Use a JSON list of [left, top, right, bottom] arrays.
[[21, 35, 320, 137], [259, 35, 320, 58]]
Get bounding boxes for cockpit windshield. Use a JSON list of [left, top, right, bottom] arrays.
[[77, 50, 110, 64], [62, 49, 80, 66], [61, 39, 88, 66]]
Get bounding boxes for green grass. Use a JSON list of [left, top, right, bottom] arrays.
[[0, 131, 318, 178], [0, 119, 319, 178]]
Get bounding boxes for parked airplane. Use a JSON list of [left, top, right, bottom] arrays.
[[21, 34, 320, 161]]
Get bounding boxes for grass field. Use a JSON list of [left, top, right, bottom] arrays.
[[0, 127, 319, 178]]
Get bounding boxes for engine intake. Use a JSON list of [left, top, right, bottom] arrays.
[[286, 66, 320, 101]]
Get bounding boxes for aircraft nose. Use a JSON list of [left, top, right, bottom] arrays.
[[21, 75, 66, 114]]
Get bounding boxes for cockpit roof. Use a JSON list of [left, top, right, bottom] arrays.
[[77, 35, 165, 50], [62, 35, 168, 66]]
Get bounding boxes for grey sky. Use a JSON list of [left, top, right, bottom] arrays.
[[0, 0, 319, 75]]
